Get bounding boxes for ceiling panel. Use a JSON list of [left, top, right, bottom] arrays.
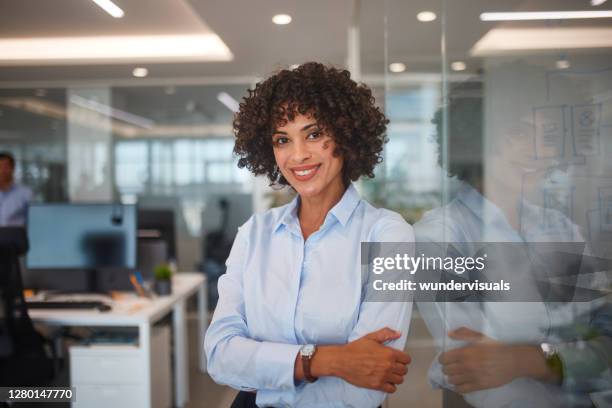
[[0, 0, 610, 83]]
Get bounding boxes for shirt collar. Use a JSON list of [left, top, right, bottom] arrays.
[[456, 183, 485, 219], [328, 183, 360, 227], [456, 183, 504, 222], [274, 194, 300, 233], [273, 183, 361, 233], [456, 182, 524, 242]]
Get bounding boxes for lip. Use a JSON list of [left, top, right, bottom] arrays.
[[289, 164, 321, 182]]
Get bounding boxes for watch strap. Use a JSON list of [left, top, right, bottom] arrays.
[[301, 347, 318, 383], [541, 343, 564, 382]]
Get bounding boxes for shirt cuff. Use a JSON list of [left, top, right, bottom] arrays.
[[256, 389, 296, 408], [255, 342, 302, 391]]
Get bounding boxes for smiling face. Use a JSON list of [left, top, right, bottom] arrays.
[[272, 113, 345, 199]]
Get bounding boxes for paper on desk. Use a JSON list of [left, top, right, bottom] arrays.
[[111, 297, 152, 314]]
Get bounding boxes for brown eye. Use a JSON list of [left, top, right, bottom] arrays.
[[273, 136, 289, 146], [307, 131, 321, 140]]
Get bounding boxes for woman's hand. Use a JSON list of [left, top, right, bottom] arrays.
[[439, 327, 558, 394], [307, 327, 411, 393], [337, 328, 411, 393]]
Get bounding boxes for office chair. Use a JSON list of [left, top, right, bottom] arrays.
[[0, 227, 54, 387], [201, 198, 234, 310]]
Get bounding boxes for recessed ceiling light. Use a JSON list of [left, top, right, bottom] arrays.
[[417, 11, 437, 22], [591, 0, 608, 5], [272, 14, 292, 25], [451, 61, 466, 71], [480, 10, 612, 21], [132, 67, 148, 77], [90, 0, 124, 18], [389, 62, 406, 73], [555, 59, 570, 69]]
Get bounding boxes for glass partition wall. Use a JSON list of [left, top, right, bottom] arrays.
[[0, 83, 254, 272], [367, 1, 612, 407], [0, 88, 69, 202]]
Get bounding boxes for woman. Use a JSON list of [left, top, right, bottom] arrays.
[[205, 62, 414, 408]]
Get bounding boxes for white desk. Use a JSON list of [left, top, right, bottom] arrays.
[[28, 273, 208, 408]]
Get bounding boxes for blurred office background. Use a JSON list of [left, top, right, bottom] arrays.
[[1, 0, 611, 407]]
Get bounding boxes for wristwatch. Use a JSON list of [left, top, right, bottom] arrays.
[[540, 343, 564, 381], [300, 344, 318, 383]]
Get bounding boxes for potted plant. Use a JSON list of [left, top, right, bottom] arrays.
[[154, 263, 173, 296]]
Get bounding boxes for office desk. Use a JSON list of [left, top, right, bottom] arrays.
[[28, 273, 208, 408]]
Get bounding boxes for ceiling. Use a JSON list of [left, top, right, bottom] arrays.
[[0, 0, 610, 84]]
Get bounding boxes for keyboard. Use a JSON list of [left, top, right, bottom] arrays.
[[27, 301, 112, 312]]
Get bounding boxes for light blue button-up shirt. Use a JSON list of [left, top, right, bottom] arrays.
[[415, 182, 602, 408], [205, 184, 414, 407], [0, 183, 32, 226]]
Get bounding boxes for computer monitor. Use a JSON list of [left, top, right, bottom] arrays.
[[26, 204, 137, 292]]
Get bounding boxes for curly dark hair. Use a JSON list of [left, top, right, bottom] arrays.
[[431, 81, 483, 188], [233, 62, 389, 186]]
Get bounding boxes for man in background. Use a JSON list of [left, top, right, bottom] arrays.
[[0, 151, 32, 226]]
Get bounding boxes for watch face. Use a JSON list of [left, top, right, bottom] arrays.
[[541, 343, 555, 358], [301, 344, 315, 358]]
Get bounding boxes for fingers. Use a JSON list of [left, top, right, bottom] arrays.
[[381, 383, 397, 394], [364, 327, 401, 344], [448, 327, 484, 342], [392, 350, 411, 365], [385, 373, 404, 385], [439, 349, 462, 365], [447, 374, 471, 387], [441, 363, 462, 376], [392, 362, 408, 375]]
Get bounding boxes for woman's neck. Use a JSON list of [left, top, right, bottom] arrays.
[[483, 178, 522, 231], [298, 178, 347, 239]]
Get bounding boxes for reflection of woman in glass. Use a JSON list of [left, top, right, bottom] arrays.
[[205, 62, 414, 408], [417, 72, 612, 408]]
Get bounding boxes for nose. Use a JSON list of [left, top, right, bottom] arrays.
[[291, 140, 312, 163]]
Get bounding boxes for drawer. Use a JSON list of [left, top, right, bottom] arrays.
[[70, 354, 144, 384], [72, 384, 145, 408]]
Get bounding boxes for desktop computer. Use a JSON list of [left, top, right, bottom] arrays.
[[20, 206, 175, 407], [26, 203, 137, 293]]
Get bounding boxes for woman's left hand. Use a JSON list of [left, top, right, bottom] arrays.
[[302, 327, 411, 393], [438, 327, 551, 394]]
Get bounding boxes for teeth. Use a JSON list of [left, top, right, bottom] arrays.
[[295, 169, 313, 176], [294, 167, 317, 176]]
